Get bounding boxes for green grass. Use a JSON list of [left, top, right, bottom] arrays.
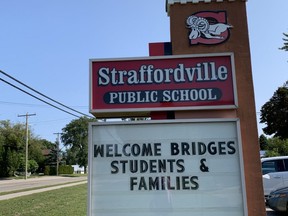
[[0, 183, 87, 216]]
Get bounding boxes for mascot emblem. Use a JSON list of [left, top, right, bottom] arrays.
[[186, 11, 232, 45]]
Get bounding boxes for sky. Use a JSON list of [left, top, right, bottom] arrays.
[[0, 0, 287, 143]]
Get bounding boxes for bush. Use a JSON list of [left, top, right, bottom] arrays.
[[29, 159, 39, 173], [44, 165, 73, 175], [44, 165, 50, 175], [59, 165, 74, 174]]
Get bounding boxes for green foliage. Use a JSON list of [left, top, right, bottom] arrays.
[[259, 134, 268, 150], [63, 148, 77, 165], [260, 135, 288, 156], [17, 156, 26, 172], [29, 139, 45, 166], [59, 165, 74, 174], [17, 158, 39, 174], [28, 138, 55, 173], [45, 144, 58, 166], [46, 166, 58, 176], [280, 33, 288, 51], [265, 150, 281, 157], [260, 81, 288, 139], [61, 117, 96, 173], [43, 165, 73, 175], [29, 159, 39, 173], [7, 147, 21, 176], [44, 165, 50, 175], [0, 121, 25, 177], [0, 120, 54, 177]]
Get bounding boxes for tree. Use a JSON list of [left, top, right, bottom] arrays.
[[29, 138, 45, 167], [61, 117, 96, 173], [63, 148, 77, 165], [259, 134, 268, 150], [260, 81, 288, 139], [28, 159, 39, 173], [280, 33, 288, 51], [0, 120, 25, 177], [29, 138, 54, 173], [263, 137, 288, 157], [46, 143, 58, 166], [17, 158, 38, 174], [0, 120, 54, 177], [7, 148, 21, 176]]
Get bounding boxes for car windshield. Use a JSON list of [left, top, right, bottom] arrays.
[[262, 159, 285, 175], [262, 161, 277, 175]]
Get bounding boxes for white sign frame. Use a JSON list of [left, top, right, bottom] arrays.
[[88, 119, 247, 216]]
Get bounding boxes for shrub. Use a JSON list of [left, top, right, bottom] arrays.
[[44, 165, 73, 175], [59, 165, 74, 174], [44, 165, 50, 175]]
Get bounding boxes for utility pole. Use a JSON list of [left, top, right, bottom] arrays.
[[53, 132, 62, 176], [18, 113, 36, 180]]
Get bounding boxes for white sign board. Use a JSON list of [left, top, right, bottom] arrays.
[[88, 119, 247, 216]]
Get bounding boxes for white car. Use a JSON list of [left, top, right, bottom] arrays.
[[261, 156, 288, 199]]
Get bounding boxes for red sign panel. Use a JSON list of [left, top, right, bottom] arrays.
[[90, 53, 237, 117]]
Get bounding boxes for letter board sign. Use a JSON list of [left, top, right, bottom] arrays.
[[88, 119, 247, 216], [89, 53, 237, 117]]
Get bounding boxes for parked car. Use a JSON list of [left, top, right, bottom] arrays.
[[267, 187, 288, 212], [261, 156, 288, 200]]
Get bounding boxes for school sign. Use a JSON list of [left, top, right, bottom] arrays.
[[90, 53, 236, 117], [88, 0, 265, 216]]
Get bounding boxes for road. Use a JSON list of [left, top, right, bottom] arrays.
[[0, 176, 87, 193]]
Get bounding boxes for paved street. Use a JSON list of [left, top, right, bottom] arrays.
[[0, 176, 87, 193]]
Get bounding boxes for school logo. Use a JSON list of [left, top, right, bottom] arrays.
[[186, 11, 232, 45]]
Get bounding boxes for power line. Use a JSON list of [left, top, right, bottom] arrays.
[[0, 100, 52, 107], [0, 100, 88, 109], [0, 69, 93, 118], [0, 77, 81, 118]]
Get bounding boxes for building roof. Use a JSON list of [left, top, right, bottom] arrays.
[[166, 0, 248, 15]]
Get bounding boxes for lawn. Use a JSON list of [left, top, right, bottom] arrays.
[[0, 183, 87, 216]]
